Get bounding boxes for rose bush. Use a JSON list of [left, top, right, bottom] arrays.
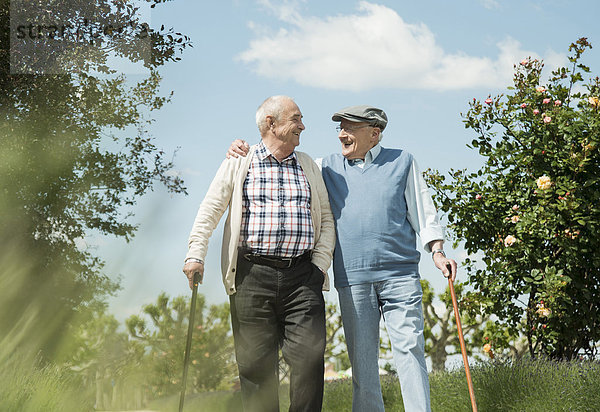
[[426, 38, 600, 359]]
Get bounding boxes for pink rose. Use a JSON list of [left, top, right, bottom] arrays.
[[476, 194, 483, 200], [520, 58, 529, 66], [485, 98, 493, 105], [512, 204, 519, 211], [536, 86, 546, 93], [533, 109, 540, 115], [543, 116, 552, 123], [543, 98, 551, 104], [521, 103, 527, 108], [554, 100, 562, 106]]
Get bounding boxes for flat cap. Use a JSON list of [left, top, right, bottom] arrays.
[[332, 105, 388, 130]]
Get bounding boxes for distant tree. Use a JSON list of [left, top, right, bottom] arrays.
[[126, 293, 236, 397], [324, 302, 349, 371], [0, 0, 191, 358], [425, 38, 600, 359], [421, 279, 480, 371], [421, 278, 527, 370], [65, 308, 147, 410]]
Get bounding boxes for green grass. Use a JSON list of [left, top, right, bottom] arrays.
[[149, 359, 600, 412], [0, 354, 92, 412], [3, 357, 598, 411], [147, 385, 290, 412], [147, 391, 243, 412], [453, 359, 600, 412]]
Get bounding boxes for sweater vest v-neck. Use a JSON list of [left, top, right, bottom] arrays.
[[321, 148, 420, 288]]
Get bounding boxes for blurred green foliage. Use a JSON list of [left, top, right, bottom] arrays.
[[0, 352, 92, 411], [0, 0, 190, 361], [126, 293, 237, 397]]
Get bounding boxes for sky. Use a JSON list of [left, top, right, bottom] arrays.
[[95, 0, 600, 326]]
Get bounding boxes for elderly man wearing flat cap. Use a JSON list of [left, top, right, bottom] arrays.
[[228, 104, 456, 412]]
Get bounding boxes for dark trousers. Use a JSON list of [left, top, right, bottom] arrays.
[[230, 255, 326, 412]]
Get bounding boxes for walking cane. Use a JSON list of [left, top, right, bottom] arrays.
[[448, 275, 478, 412], [179, 272, 200, 412]]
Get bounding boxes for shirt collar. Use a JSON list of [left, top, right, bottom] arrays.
[[349, 143, 382, 167], [256, 140, 297, 163]]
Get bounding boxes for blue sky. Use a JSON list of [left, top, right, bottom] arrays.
[[98, 0, 600, 322]]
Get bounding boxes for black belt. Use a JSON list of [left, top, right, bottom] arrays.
[[242, 250, 311, 269]]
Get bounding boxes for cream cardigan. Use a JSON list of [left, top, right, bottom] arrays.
[[186, 144, 336, 295]]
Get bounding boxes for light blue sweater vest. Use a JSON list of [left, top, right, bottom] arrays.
[[321, 148, 420, 288]]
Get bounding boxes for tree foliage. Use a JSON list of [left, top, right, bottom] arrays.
[[426, 38, 600, 359], [422, 280, 480, 371], [324, 302, 349, 371], [0, 0, 190, 358], [64, 308, 147, 410], [126, 293, 236, 396]]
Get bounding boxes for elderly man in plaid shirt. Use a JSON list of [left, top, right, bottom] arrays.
[[183, 95, 335, 412]]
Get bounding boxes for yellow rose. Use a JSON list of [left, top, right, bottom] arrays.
[[536, 175, 552, 190], [511, 215, 520, 223], [537, 305, 551, 317], [589, 96, 599, 107], [482, 343, 494, 359]]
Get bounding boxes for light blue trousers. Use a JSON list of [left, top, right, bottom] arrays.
[[337, 274, 431, 412]]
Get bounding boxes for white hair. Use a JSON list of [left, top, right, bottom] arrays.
[[255, 95, 294, 134]]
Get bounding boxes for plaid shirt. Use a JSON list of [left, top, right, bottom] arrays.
[[239, 141, 314, 257]]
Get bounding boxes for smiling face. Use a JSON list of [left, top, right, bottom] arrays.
[[271, 99, 305, 148], [338, 119, 380, 160]]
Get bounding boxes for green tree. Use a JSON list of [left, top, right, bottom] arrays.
[[0, 0, 190, 359], [325, 302, 349, 372], [425, 38, 600, 360], [65, 308, 148, 410], [126, 293, 236, 397], [421, 279, 481, 371], [422, 279, 527, 368]]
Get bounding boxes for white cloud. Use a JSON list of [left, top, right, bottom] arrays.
[[479, 0, 500, 10], [256, 0, 305, 23], [238, 2, 560, 91]]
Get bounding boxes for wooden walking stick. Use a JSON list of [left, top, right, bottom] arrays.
[[179, 272, 200, 412], [448, 276, 478, 412]]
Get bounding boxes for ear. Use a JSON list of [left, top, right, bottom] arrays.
[[371, 127, 381, 141], [265, 115, 275, 128]]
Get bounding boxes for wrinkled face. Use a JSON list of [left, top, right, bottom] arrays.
[[338, 119, 379, 160], [271, 100, 305, 148]]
